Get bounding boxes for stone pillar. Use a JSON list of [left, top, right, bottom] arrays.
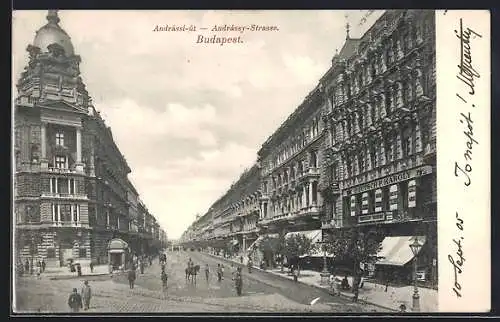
[[40, 122, 48, 169], [243, 236, 247, 257], [309, 181, 314, 206], [75, 127, 84, 172], [302, 186, 307, 208], [121, 252, 125, 270]]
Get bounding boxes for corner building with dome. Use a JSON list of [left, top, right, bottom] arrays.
[[14, 11, 167, 269]]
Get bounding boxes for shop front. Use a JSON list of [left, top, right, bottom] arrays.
[[374, 235, 427, 285]]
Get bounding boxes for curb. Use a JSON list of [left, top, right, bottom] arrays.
[[48, 273, 111, 280], [203, 252, 397, 312]]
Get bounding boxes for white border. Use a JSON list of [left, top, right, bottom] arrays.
[[436, 10, 491, 312]]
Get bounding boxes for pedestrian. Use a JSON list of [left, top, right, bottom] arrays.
[[221, 264, 225, 280], [161, 270, 168, 292], [41, 259, 46, 273], [205, 264, 210, 282], [293, 266, 298, 282], [216, 264, 222, 282], [76, 264, 82, 277], [128, 268, 136, 289], [247, 257, 253, 273], [140, 260, 145, 274], [36, 264, 41, 279], [24, 259, 30, 274], [68, 288, 83, 313], [233, 266, 243, 296], [81, 280, 92, 310], [240, 256, 243, 264], [90, 261, 94, 273]]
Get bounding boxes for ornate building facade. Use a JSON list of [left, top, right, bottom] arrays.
[[256, 86, 326, 242], [319, 10, 437, 284], [181, 10, 437, 284], [181, 165, 261, 260], [14, 11, 166, 269]]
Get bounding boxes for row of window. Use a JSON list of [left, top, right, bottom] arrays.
[[264, 151, 319, 192], [272, 115, 322, 168], [327, 125, 421, 179], [329, 79, 424, 142], [51, 204, 81, 223], [49, 177, 77, 194], [345, 181, 415, 216], [267, 182, 319, 216], [331, 19, 428, 107]]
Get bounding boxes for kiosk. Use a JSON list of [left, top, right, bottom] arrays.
[[107, 238, 130, 272]]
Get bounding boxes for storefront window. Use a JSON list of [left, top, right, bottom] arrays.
[[401, 182, 409, 211], [383, 187, 390, 211]]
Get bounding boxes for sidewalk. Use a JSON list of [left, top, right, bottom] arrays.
[[39, 264, 111, 279], [205, 252, 438, 312]]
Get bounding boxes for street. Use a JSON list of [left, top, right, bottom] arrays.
[[14, 251, 386, 313]]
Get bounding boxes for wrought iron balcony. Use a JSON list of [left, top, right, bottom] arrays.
[[41, 192, 88, 200]]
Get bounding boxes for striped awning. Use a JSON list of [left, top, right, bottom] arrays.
[[376, 236, 426, 266], [285, 230, 322, 244]]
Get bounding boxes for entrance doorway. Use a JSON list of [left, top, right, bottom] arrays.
[[59, 248, 73, 267]]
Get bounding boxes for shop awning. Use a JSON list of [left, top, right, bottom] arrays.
[[247, 233, 279, 252], [283, 230, 333, 258], [376, 236, 426, 266], [285, 230, 322, 244]]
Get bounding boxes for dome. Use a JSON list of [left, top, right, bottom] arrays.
[[32, 10, 74, 56], [108, 238, 129, 250]]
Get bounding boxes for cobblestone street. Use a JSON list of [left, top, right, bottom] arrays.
[[14, 251, 386, 313]]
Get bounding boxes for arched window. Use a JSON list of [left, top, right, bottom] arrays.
[[310, 151, 318, 168], [403, 80, 413, 103]]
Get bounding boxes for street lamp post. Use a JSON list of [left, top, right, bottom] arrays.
[[319, 242, 330, 285], [409, 236, 422, 312]]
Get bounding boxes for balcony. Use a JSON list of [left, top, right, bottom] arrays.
[[41, 192, 88, 200], [46, 167, 81, 175], [53, 221, 83, 227], [303, 167, 320, 178]]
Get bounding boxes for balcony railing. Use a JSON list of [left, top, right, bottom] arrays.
[[53, 221, 82, 227], [47, 167, 79, 174], [41, 192, 88, 200]]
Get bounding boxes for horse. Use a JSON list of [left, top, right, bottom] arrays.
[[185, 265, 200, 284]]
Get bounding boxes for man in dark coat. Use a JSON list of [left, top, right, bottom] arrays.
[[41, 259, 46, 273], [128, 269, 136, 289], [81, 280, 92, 310], [233, 266, 243, 296], [68, 288, 83, 313]]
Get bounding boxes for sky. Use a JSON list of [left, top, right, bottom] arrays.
[[12, 10, 384, 240]]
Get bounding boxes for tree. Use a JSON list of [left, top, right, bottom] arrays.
[[283, 234, 315, 263], [258, 236, 280, 268], [324, 225, 384, 301]]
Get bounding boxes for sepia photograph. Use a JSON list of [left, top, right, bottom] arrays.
[[11, 9, 490, 314]]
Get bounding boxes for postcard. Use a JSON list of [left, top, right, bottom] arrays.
[[11, 9, 490, 314]]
